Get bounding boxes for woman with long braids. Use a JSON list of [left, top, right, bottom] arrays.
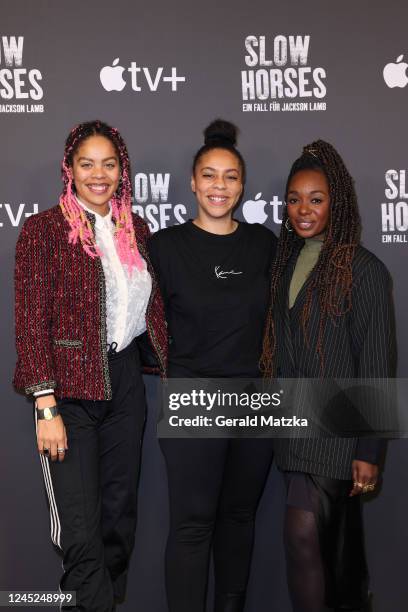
[[148, 119, 276, 612], [261, 140, 396, 612], [14, 120, 167, 611]]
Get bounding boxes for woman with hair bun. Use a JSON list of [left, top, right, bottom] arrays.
[[261, 140, 397, 612], [14, 120, 167, 612], [149, 119, 277, 612]]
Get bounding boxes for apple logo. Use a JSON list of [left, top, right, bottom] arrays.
[[383, 55, 408, 89], [242, 192, 269, 224], [100, 58, 126, 92]]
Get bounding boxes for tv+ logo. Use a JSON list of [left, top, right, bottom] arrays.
[[100, 58, 186, 92], [0, 202, 38, 228]]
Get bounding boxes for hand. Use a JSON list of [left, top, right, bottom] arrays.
[[36, 396, 68, 462], [350, 460, 378, 496]]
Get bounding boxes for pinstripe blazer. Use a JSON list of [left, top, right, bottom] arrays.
[[273, 242, 397, 480]]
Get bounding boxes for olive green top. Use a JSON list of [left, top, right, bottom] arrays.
[[288, 238, 323, 309]]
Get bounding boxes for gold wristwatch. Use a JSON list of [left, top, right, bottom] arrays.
[[36, 405, 59, 420]]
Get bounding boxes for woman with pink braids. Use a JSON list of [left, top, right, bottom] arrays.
[[14, 120, 167, 612]]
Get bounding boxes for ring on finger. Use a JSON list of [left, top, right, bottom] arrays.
[[353, 481, 364, 489], [43, 448, 50, 456], [57, 448, 65, 454]]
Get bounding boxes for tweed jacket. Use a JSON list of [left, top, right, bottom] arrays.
[[14, 205, 168, 400], [273, 242, 397, 480]]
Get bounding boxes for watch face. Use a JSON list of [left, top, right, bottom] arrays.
[[44, 407, 53, 420]]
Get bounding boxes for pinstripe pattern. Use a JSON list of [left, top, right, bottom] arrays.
[[273, 244, 397, 479]]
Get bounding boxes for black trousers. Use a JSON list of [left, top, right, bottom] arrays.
[[38, 341, 146, 612], [160, 438, 274, 612]]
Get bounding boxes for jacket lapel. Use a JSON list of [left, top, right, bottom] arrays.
[[275, 245, 302, 374]]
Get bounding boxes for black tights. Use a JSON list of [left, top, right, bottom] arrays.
[[284, 505, 325, 612], [283, 474, 369, 612], [160, 438, 274, 612]]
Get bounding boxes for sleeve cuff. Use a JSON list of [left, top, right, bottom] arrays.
[[33, 388, 55, 397], [355, 438, 387, 465], [25, 381, 57, 396]]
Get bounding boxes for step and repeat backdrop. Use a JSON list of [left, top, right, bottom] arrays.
[[1, 1, 407, 610]]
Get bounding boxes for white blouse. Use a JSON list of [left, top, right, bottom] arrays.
[[80, 200, 152, 351]]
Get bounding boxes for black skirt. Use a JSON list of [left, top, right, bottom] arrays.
[[283, 471, 370, 611]]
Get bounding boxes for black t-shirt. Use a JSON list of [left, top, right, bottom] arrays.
[[148, 220, 277, 377]]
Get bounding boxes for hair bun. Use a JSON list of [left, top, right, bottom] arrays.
[[204, 119, 238, 147]]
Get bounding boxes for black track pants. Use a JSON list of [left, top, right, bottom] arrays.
[[38, 341, 146, 612]]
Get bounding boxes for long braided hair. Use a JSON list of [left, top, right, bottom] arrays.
[[59, 120, 143, 270], [260, 140, 361, 377]]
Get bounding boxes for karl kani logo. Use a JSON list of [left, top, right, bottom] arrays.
[[215, 266, 243, 279]]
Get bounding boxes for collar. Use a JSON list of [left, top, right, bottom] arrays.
[[302, 237, 324, 253], [76, 197, 113, 231]]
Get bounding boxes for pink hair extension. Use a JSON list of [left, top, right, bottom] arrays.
[[59, 160, 101, 259], [59, 121, 144, 270]]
